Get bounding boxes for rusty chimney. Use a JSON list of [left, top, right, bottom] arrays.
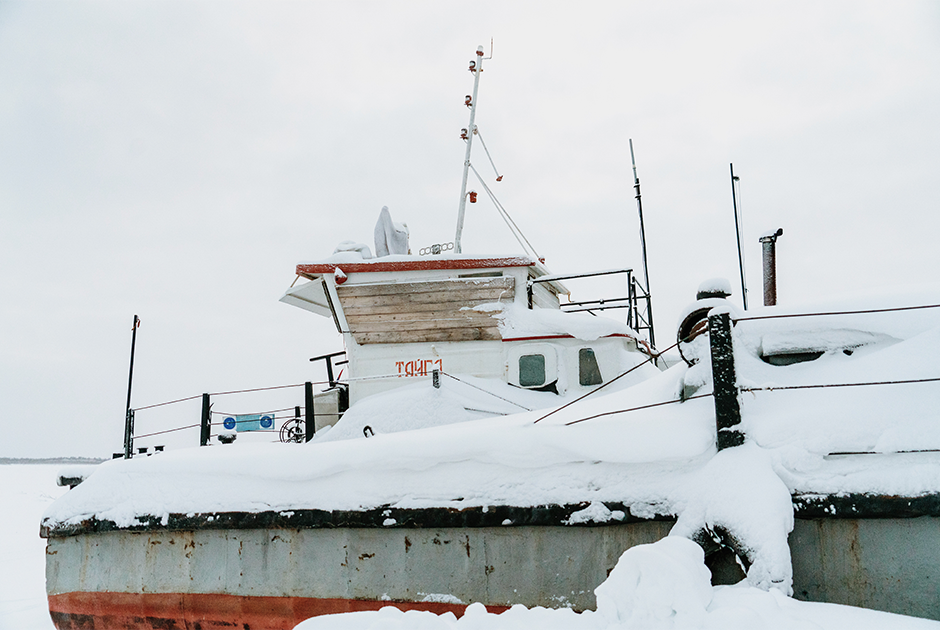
[[759, 228, 783, 306]]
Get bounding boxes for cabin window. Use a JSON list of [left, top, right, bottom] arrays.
[[519, 354, 546, 387], [579, 348, 603, 386]]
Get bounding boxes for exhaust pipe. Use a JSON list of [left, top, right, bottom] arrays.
[[759, 228, 783, 306]]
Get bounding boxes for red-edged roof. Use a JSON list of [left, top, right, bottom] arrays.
[[297, 256, 536, 278]]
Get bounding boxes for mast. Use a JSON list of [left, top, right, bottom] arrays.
[[730, 163, 748, 310], [629, 140, 655, 348], [123, 314, 139, 459], [454, 46, 485, 254]]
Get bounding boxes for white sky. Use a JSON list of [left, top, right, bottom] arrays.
[[1, 1, 939, 457]]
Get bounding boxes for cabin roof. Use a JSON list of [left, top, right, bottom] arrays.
[[296, 255, 537, 279]]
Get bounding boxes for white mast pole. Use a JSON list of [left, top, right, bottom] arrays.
[[454, 46, 485, 254]]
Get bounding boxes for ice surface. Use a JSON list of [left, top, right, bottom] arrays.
[[1, 464, 67, 630]]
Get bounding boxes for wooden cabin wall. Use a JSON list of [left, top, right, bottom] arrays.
[[338, 277, 514, 344]]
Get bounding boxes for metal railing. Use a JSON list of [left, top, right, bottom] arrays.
[[528, 268, 655, 347]]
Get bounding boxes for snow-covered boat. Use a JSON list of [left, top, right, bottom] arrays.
[[41, 47, 940, 630]]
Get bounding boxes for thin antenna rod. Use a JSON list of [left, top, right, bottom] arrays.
[[629, 139, 655, 348], [455, 46, 486, 254], [123, 314, 139, 459], [730, 163, 748, 310]]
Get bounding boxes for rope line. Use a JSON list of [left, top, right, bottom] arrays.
[[735, 303, 940, 323], [469, 163, 541, 260], [209, 383, 306, 396], [741, 376, 940, 393], [440, 372, 531, 411], [134, 424, 201, 439], [534, 338, 682, 425], [134, 394, 203, 411], [565, 393, 713, 426]]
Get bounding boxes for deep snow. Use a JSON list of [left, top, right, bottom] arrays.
[[11, 462, 940, 630], [0, 464, 67, 630], [294, 537, 940, 630], [36, 286, 940, 627], [43, 288, 940, 594]]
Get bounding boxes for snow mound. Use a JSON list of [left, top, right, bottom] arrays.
[[292, 537, 940, 630], [491, 302, 640, 341]]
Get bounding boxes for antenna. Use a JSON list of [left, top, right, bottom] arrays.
[[454, 46, 486, 254], [629, 139, 656, 348], [730, 163, 748, 310]]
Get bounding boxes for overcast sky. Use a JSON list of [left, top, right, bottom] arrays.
[[2, 1, 938, 457]]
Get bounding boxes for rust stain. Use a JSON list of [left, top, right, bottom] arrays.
[[464, 535, 471, 558], [49, 591, 510, 628], [358, 553, 375, 561], [404, 537, 412, 553]]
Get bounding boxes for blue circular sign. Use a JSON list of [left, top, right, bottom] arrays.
[[223, 417, 236, 430], [260, 415, 273, 429]]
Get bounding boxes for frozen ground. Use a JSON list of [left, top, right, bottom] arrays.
[[0, 464, 67, 630]]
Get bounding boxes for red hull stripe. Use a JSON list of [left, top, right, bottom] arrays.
[[48, 592, 509, 630], [297, 256, 534, 277]]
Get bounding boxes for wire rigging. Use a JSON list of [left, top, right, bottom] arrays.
[[441, 371, 531, 411], [534, 338, 682, 424], [735, 302, 940, 322], [469, 163, 541, 261]]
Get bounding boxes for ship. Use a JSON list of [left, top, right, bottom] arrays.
[[41, 46, 940, 630]]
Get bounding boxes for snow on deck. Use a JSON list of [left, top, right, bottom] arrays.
[[43, 287, 940, 595]]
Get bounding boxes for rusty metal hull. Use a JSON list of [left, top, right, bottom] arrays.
[[44, 504, 940, 629], [791, 516, 940, 620], [45, 521, 674, 629]]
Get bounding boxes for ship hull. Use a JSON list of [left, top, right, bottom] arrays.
[[45, 518, 674, 629], [44, 499, 940, 628], [47, 591, 482, 630]]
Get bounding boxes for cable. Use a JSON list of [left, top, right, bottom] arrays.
[[564, 392, 713, 426], [735, 303, 940, 323], [134, 394, 203, 411], [741, 376, 940, 393], [209, 383, 306, 396], [469, 163, 541, 260], [534, 338, 682, 424], [440, 371, 531, 410], [474, 129, 502, 180], [133, 424, 201, 439]]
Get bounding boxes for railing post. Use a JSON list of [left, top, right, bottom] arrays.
[[708, 309, 744, 450], [200, 393, 211, 446], [305, 381, 315, 442], [123, 408, 135, 459]]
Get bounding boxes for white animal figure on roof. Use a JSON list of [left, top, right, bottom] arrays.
[[374, 206, 410, 257]]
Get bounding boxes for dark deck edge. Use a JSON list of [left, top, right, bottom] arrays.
[[42, 502, 671, 538], [42, 493, 940, 538], [792, 492, 940, 519]]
